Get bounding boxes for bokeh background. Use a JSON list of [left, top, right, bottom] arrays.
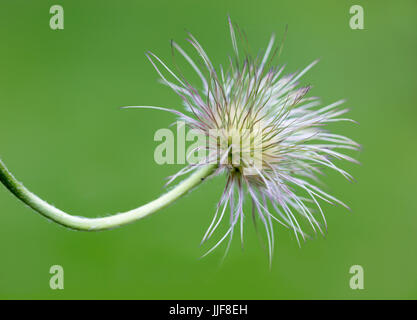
[[0, 0, 416, 299]]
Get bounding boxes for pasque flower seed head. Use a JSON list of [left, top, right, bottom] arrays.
[[129, 18, 359, 262]]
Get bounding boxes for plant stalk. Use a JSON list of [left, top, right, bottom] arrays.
[[0, 159, 217, 231]]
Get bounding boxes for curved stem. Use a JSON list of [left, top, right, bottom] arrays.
[[0, 159, 217, 231]]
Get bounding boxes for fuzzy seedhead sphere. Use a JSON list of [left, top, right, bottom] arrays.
[[126, 18, 359, 261]]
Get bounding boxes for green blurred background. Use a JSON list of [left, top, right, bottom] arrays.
[[0, 0, 416, 299]]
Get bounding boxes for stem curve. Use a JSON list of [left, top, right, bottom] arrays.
[[0, 159, 217, 231]]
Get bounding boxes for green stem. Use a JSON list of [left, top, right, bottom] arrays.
[[0, 159, 217, 231]]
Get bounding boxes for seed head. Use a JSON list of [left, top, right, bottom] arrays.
[[135, 18, 359, 263]]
